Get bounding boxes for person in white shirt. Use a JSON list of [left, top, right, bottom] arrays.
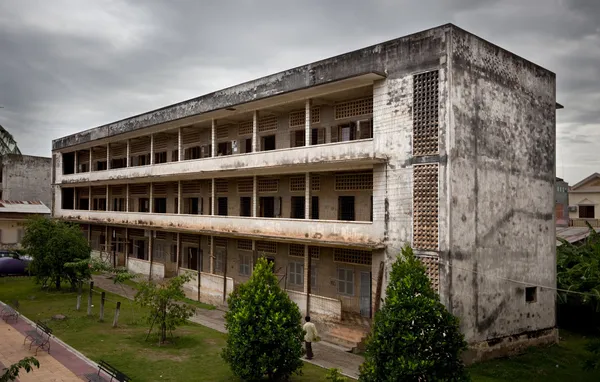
[[302, 316, 318, 360]]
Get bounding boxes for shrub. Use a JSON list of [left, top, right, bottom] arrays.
[[325, 368, 347, 382], [359, 245, 469, 382], [222, 257, 304, 381]]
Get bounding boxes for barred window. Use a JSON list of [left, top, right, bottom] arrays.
[[333, 248, 371, 265], [238, 120, 253, 136], [335, 98, 373, 120], [217, 125, 230, 140], [237, 239, 253, 251], [289, 262, 304, 286], [289, 244, 319, 259], [258, 115, 278, 132], [337, 268, 354, 295], [334, 172, 372, 191], [258, 178, 278, 193], [311, 175, 320, 192], [256, 240, 277, 254], [215, 179, 229, 194], [289, 176, 305, 192], [237, 178, 253, 194], [239, 253, 251, 276]]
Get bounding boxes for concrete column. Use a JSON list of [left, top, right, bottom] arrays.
[[177, 180, 182, 214], [211, 179, 216, 216], [126, 140, 131, 167], [73, 187, 77, 210], [252, 111, 258, 152], [356, 120, 361, 139], [88, 186, 92, 211], [305, 99, 311, 146], [148, 232, 153, 281], [105, 186, 109, 212], [106, 144, 111, 170], [176, 232, 181, 274], [305, 173, 310, 219], [105, 226, 109, 254], [149, 183, 154, 213], [211, 119, 216, 158], [89, 149, 93, 172], [178, 127, 183, 161], [209, 235, 215, 274], [74, 150, 78, 174], [124, 227, 129, 268], [252, 176, 258, 217], [126, 184, 130, 212], [150, 134, 154, 165], [304, 244, 311, 314], [88, 225, 91, 242]]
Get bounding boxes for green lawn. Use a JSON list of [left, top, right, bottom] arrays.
[[121, 276, 215, 310], [0, 277, 331, 381]]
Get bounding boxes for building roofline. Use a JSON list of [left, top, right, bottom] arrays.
[[571, 172, 600, 190]]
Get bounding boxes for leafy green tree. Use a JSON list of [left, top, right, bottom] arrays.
[[134, 273, 196, 344], [21, 217, 91, 290], [359, 245, 469, 382], [0, 357, 39, 382], [222, 257, 304, 381]]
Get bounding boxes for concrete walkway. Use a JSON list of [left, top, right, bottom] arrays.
[[92, 274, 365, 379]]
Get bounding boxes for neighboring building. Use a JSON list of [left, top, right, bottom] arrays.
[[51, 24, 559, 361], [568, 173, 600, 227], [0, 154, 52, 207], [556, 177, 569, 226], [0, 200, 50, 250]]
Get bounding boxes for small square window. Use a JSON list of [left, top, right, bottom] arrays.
[[525, 287, 537, 303]]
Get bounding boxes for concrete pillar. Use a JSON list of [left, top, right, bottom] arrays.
[[176, 232, 181, 274], [126, 140, 131, 167], [148, 232, 153, 281], [89, 149, 93, 172], [106, 144, 111, 170], [124, 227, 129, 268], [305, 173, 310, 219], [105, 226, 109, 254], [211, 179, 216, 216], [73, 187, 77, 210], [209, 235, 215, 274], [252, 111, 258, 152], [178, 127, 183, 161], [177, 180, 182, 214], [88, 186, 92, 211], [126, 184, 130, 212], [149, 183, 154, 213], [252, 175, 258, 217], [88, 225, 91, 242], [211, 119, 216, 158], [305, 99, 311, 146], [74, 150, 78, 174], [356, 120, 361, 139], [106, 186, 110, 212], [304, 244, 311, 315], [150, 134, 154, 165]]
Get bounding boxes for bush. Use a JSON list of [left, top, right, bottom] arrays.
[[325, 368, 347, 382], [222, 257, 304, 381], [359, 245, 469, 382]]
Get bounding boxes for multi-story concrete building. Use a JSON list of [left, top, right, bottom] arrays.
[[1, 154, 52, 207], [555, 177, 569, 226], [51, 24, 559, 360]]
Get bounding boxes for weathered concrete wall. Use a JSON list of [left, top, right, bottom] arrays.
[[0, 220, 24, 247], [1, 155, 52, 206], [179, 269, 234, 306], [286, 290, 342, 321], [445, 27, 556, 350]]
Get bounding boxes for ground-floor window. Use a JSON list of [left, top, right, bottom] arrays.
[[289, 262, 304, 286], [337, 268, 354, 295], [239, 253, 251, 276], [579, 205, 595, 218]]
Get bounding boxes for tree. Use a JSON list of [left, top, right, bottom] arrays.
[[21, 217, 91, 290], [134, 273, 196, 344], [222, 257, 304, 381], [0, 357, 39, 382], [359, 245, 469, 382]]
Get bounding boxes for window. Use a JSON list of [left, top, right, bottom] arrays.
[[93, 198, 107, 211], [139, 198, 150, 213], [79, 198, 89, 210], [79, 162, 90, 173], [311, 196, 319, 219], [339, 123, 357, 142], [244, 138, 252, 154], [262, 135, 276, 151], [185, 146, 201, 160], [171, 149, 179, 162], [217, 141, 232, 156], [338, 196, 355, 221], [113, 198, 125, 212], [337, 268, 354, 295], [217, 197, 228, 216], [154, 198, 167, 213], [215, 251, 224, 273], [311, 128, 319, 145], [579, 205, 595, 219], [289, 262, 304, 286], [370, 196, 373, 222], [239, 254, 251, 276], [260, 197, 275, 218], [186, 198, 200, 215], [63, 152, 75, 174], [240, 197, 252, 217], [111, 158, 126, 169], [525, 287, 537, 303], [291, 196, 305, 219], [155, 151, 167, 164], [96, 161, 108, 171], [290, 130, 305, 148], [61, 188, 75, 209]]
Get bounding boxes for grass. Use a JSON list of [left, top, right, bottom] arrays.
[[0, 277, 332, 381], [121, 276, 216, 310]]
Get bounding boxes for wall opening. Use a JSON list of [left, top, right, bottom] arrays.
[[526, 287, 537, 303], [311, 196, 319, 219], [61, 188, 74, 209], [338, 196, 355, 221], [63, 152, 75, 175], [217, 197, 228, 216], [154, 198, 167, 213], [240, 197, 251, 217], [291, 196, 305, 219], [262, 135, 276, 151], [579, 205, 595, 219]]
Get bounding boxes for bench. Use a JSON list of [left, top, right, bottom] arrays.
[[85, 360, 131, 382], [0, 300, 19, 322], [23, 320, 52, 355]]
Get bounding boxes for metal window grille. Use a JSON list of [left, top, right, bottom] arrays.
[[152, 183, 168, 196], [258, 115, 278, 132], [289, 244, 319, 259], [311, 175, 320, 192], [258, 178, 278, 193], [130, 184, 149, 195], [217, 125, 230, 140], [237, 239, 253, 251], [334, 98, 373, 120], [256, 240, 277, 254], [413, 70, 439, 156], [182, 129, 202, 145], [215, 179, 229, 194], [214, 237, 227, 247], [419, 256, 440, 292], [130, 138, 151, 154], [91, 187, 108, 196], [237, 178, 253, 193], [238, 120, 253, 136], [337, 268, 354, 295], [111, 186, 124, 196], [334, 172, 373, 191], [239, 254, 251, 276], [413, 164, 439, 250], [155, 231, 168, 240], [153, 134, 169, 150], [288, 107, 320, 128], [333, 248, 371, 265], [289, 262, 304, 286], [289, 176, 305, 192], [182, 181, 202, 194], [181, 234, 198, 244]]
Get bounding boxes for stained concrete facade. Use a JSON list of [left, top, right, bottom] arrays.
[[1, 154, 52, 207], [51, 24, 558, 360]]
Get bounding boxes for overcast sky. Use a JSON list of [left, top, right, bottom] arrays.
[[0, 0, 598, 184]]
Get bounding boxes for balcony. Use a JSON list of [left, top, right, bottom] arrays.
[[54, 209, 384, 249], [57, 139, 383, 185]]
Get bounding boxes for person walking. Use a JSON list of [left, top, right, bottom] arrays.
[[303, 316, 319, 360]]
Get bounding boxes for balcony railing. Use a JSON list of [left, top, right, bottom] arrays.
[[569, 218, 600, 228]]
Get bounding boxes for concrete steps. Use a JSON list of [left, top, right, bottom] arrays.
[[320, 324, 369, 353]]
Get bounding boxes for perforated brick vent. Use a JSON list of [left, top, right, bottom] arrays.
[[238, 120, 253, 136], [289, 107, 321, 128], [91, 187, 107, 196], [182, 180, 202, 194], [153, 134, 169, 150], [155, 231, 168, 240], [256, 240, 277, 254], [413, 70, 439, 156], [111, 145, 126, 157], [214, 237, 227, 247], [289, 244, 320, 259], [130, 138, 151, 154], [111, 186, 124, 196], [237, 178, 253, 193], [413, 164, 439, 250], [289, 176, 306, 192], [79, 188, 90, 196], [216, 125, 229, 140], [237, 239, 253, 251], [333, 248, 371, 265], [181, 234, 199, 243], [129, 228, 145, 237], [215, 179, 229, 194], [258, 178, 278, 193], [152, 183, 168, 195], [311, 175, 320, 192], [334, 98, 373, 120], [419, 256, 440, 292], [258, 115, 278, 132], [335, 172, 373, 191], [182, 129, 202, 145]]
